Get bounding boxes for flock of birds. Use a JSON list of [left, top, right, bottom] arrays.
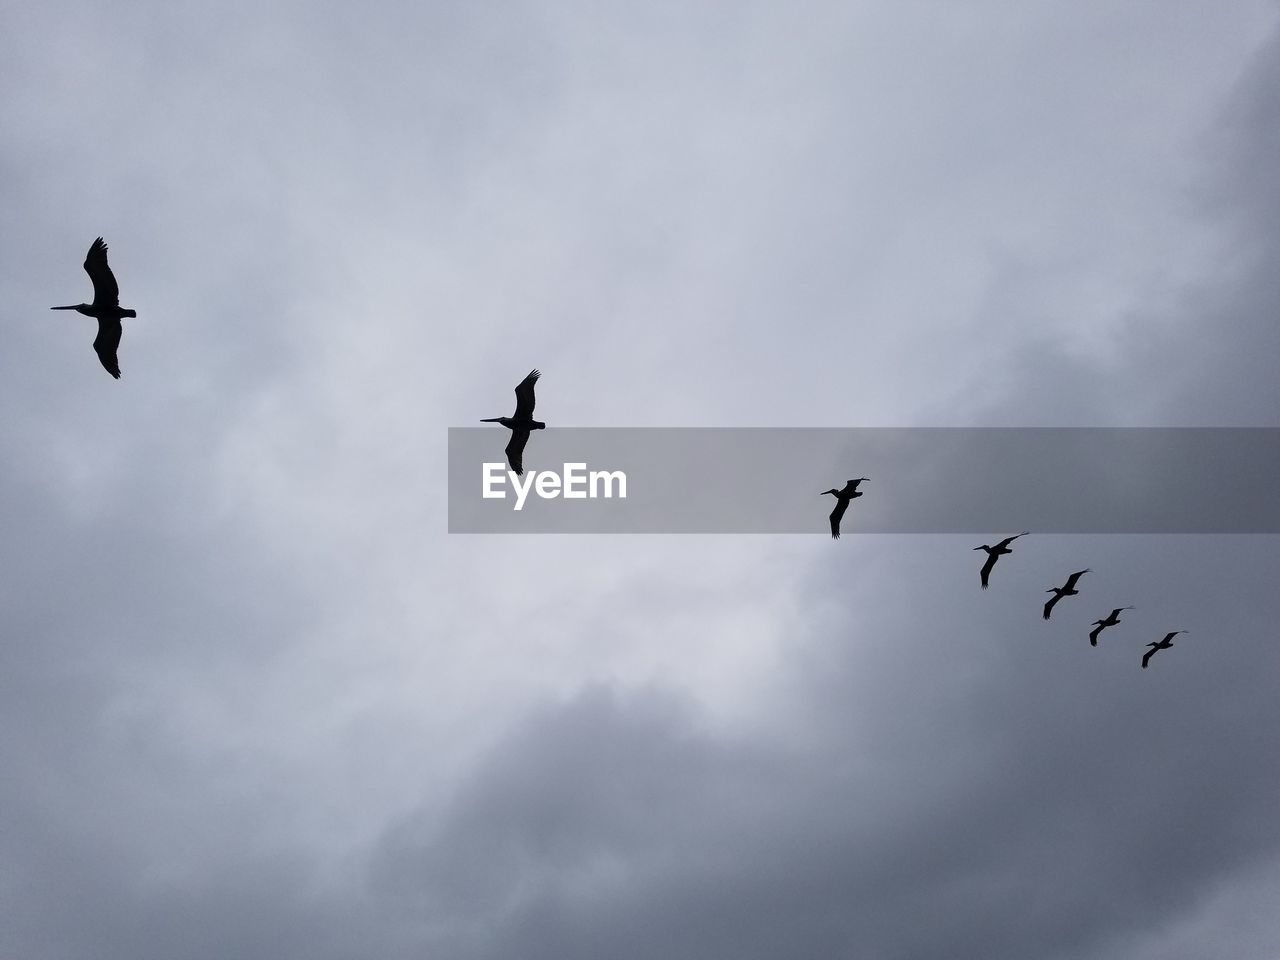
[[53, 238, 1186, 671], [969, 532, 1185, 668], [835, 508, 1184, 669], [53, 238, 551, 468]]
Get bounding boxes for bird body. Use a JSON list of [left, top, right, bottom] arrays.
[[1088, 606, 1133, 646], [821, 478, 868, 539], [973, 531, 1030, 589], [482, 369, 545, 475], [1043, 568, 1090, 620], [1142, 631, 1183, 669], [52, 237, 134, 378]]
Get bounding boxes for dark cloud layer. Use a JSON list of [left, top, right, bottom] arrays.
[[1, 4, 1278, 960]]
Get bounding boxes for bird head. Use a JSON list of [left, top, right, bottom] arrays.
[[51, 304, 91, 314]]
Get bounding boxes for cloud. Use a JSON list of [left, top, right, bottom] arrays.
[[1, 3, 1278, 959]]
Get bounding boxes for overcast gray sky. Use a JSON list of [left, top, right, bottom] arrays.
[[2, 2, 1279, 958]]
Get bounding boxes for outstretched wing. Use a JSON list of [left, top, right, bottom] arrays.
[[979, 552, 997, 589], [84, 237, 120, 308], [1043, 593, 1060, 620], [513, 369, 540, 419], [505, 428, 531, 475], [997, 530, 1029, 550], [1088, 624, 1102, 646], [1064, 569, 1089, 591], [93, 319, 122, 379], [829, 498, 849, 539], [1141, 646, 1156, 669]]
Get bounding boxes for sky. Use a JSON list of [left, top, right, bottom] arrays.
[[2, 2, 1279, 957]]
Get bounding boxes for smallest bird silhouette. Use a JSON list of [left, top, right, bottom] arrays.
[[821, 478, 869, 539], [482, 369, 545, 475], [1088, 606, 1134, 646], [52, 237, 136, 379], [1043, 569, 1090, 620], [1142, 631, 1184, 669], [973, 531, 1030, 589]]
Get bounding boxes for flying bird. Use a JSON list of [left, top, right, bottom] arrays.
[[1142, 631, 1184, 669], [482, 369, 545, 475], [973, 531, 1030, 589], [1088, 606, 1133, 646], [1043, 569, 1090, 620], [821, 478, 869, 539], [51, 237, 136, 379]]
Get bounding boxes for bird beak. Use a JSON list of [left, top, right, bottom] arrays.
[[51, 305, 77, 310]]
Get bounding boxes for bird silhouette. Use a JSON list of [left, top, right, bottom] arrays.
[[973, 531, 1030, 589], [1043, 569, 1090, 620], [1142, 631, 1184, 669], [481, 369, 545, 475], [51, 237, 136, 379], [821, 478, 868, 539], [1088, 606, 1133, 646]]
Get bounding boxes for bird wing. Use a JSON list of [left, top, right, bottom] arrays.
[[513, 369, 540, 419], [1141, 646, 1156, 669], [93, 319, 122, 379], [505, 428, 531, 476], [1088, 625, 1102, 646], [979, 552, 997, 588], [1043, 594, 1059, 620], [828, 497, 849, 539], [1064, 569, 1088, 590], [996, 531, 1027, 549], [84, 237, 120, 308]]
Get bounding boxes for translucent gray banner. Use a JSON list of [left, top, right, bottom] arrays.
[[447, 428, 1280, 533]]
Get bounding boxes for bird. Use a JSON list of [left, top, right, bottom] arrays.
[[973, 531, 1030, 589], [1088, 606, 1133, 646], [481, 369, 545, 475], [51, 237, 136, 379], [1142, 631, 1184, 669], [821, 478, 869, 539], [1043, 569, 1090, 620]]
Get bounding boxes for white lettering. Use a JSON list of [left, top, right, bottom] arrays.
[[510, 470, 535, 511], [562, 463, 587, 498], [590, 469, 627, 499], [535, 471, 561, 498], [482, 463, 507, 498], [481, 464, 627, 509]]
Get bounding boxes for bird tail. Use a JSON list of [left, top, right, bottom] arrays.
[[122, 309, 137, 318]]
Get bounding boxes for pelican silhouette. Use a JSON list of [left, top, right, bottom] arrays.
[[51, 237, 135, 379], [821, 478, 868, 539], [973, 531, 1030, 589], [1088, 606, 1133, 646], [1142, 631, 1184, 669], [1043, 569, 1090, 620], [482, 369, 545, 475]]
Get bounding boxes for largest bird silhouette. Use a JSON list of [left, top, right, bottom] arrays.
[[1142, 631, 1184, 669], [1088, 606, 1133, 646], [973, 531, 1030, 589], [821, 478, 868, 539], [52, 237, 135, 379], [482, 369, 545, 475], [1043, 569, 1089, 620]]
